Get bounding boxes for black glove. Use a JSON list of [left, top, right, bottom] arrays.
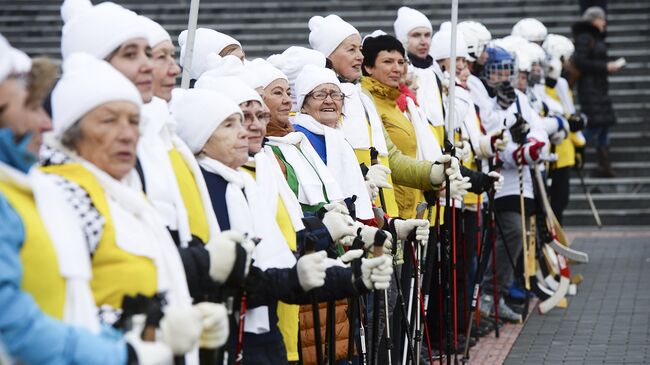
[[495, 81, 516, 109], [574, 146, 585, 170], [509, 114, 530, 145], [568, 114, 586, 132]]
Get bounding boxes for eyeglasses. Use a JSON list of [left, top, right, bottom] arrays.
[[307, 91, 346, 101]]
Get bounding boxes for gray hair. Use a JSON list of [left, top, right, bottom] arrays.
[[60, 120, 84, 150], [583, 6, 606, 21]]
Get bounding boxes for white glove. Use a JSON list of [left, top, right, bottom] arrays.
[[340, 249, 364, 264], [359, 225, 393, 254], [194, 302, 229, 349], [323, 202, 349, 215], [488, 171, 504, 192], [206, 230, 253, 284], [429, 155, 459, 185], [365, 180, 379, 201], [493, 130, 510, 152], [297, 251, 327, 291], [322, 210, 362, 244], [124, 315, 174, 365], [160, 306, 202, 355], [454, 140, 472, 161], [393, 219, 429, 243], [444, 171, 471, 201], [365, 164, 392, 189], [361, 255, 393, 290]]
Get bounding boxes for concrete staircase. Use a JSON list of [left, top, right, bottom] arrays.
[[1, 0, 648, 226]]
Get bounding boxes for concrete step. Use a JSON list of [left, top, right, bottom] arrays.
[[578, 162, 650, 178], [566, 192, 650, 211], [569, 176, 650, 194], [563, 207, 650, 226]]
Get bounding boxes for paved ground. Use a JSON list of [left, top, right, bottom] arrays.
[[504, 230, 650, 365]]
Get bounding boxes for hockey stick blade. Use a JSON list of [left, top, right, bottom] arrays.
[[538, 254, 570, 314], [548, 239, 589, 263]]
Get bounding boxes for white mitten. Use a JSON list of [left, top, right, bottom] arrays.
[[194, 302, 229, 349], [445, 172, 471, 200], [206, 230, 253, 284], [454, 140, 472, 161], [297, 251, 327, 291], [323, 202, 349, 215], [429, 155, 459, 185], [322, 210, 362, 244], [393, 219, 429, 243], [160, 306, 202, 355], [358, 225, 393, 254], [339, 249, 364, 264], [365, 180, 379, 201], [361, 255, 393, 290], [124, 315, 174, 365], [488, 171, 504, 192], [365, 164, 392, 189]]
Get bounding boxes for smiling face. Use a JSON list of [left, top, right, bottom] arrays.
[[107, 38, 154, 103], [151, 40, 180, 102], [406, 27, 432, 59], [262, 78, 292, 127], [73, 100, 140, 180], [202, 113, 249, 169], [329, 34, 363, 82], [241, 100, 270, 154], [364, 50, 406, 88], [301, 83, 344, 128]]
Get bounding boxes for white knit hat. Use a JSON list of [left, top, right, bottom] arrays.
[[295, 64, 341, 110], [178, 28, 241, 80], [0, 34, 31, 83], [171, 88, 243, 154], [393, 7, 432, 44], [195, 75, 262, 106], [308, 15, 359, 57], [60, 0, 147, 60], [429, 23, 470, 61], [201, 53, 245, 78], [267, 46, 326, 111], [139, 16, 171, 48], [51, 52, 142, 139], [246, 58, 288, 90]]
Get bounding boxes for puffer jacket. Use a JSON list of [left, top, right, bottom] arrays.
[[299, 300, 350, 364], [361, 76, 435, 219], [571, 21, 616, 127]]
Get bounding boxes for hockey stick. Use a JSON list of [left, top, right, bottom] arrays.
[[533, 165, 589, 263], [370, 229, 388, 365]]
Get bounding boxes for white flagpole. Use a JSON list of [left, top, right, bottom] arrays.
[[180, 0, 201, 89]]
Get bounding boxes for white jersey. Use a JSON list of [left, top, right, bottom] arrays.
[[468, 74, 516, 133]]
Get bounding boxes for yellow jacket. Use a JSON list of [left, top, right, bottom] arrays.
[[545, 85, 586, 169], [361, 76, 436, 219]]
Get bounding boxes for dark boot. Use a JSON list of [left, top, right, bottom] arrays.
[[597, 146, 617, 178]]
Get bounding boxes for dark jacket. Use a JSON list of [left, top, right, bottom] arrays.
[[571, 21, 616, 127]]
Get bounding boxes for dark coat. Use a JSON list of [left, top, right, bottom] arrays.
[[572, 21, 616, 127]]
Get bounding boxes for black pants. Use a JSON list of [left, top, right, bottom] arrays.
[[549, 167, 571, 224]]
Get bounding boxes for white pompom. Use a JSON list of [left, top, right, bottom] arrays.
[[61, 0, 93, 24]]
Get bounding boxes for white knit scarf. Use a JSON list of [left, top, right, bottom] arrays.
[[403, 96, 443, 162], [292, 113, 373, 219], [339, 82, 388, 155], [265, 132, 344, 205], [199, 155, 297, 334]]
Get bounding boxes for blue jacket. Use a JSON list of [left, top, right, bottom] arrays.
[[0, 129, 128, 365]]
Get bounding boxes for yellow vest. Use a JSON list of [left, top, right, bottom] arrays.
[[0, 181, 66, 319], [42, 164, 157, 309], [169, 148, 210, 243], [244, 168, 300, 362], [545, 86, 585, 169]]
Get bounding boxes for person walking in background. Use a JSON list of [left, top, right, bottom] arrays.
[[572, 6, 621, 177]]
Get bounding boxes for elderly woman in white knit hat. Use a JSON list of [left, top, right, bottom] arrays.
[[0, 36, 169, 365], [178, 27, 244, 83], [172, 87, 393, 364], [309, 15, 450, 226], [41, 53, 235, 364]]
